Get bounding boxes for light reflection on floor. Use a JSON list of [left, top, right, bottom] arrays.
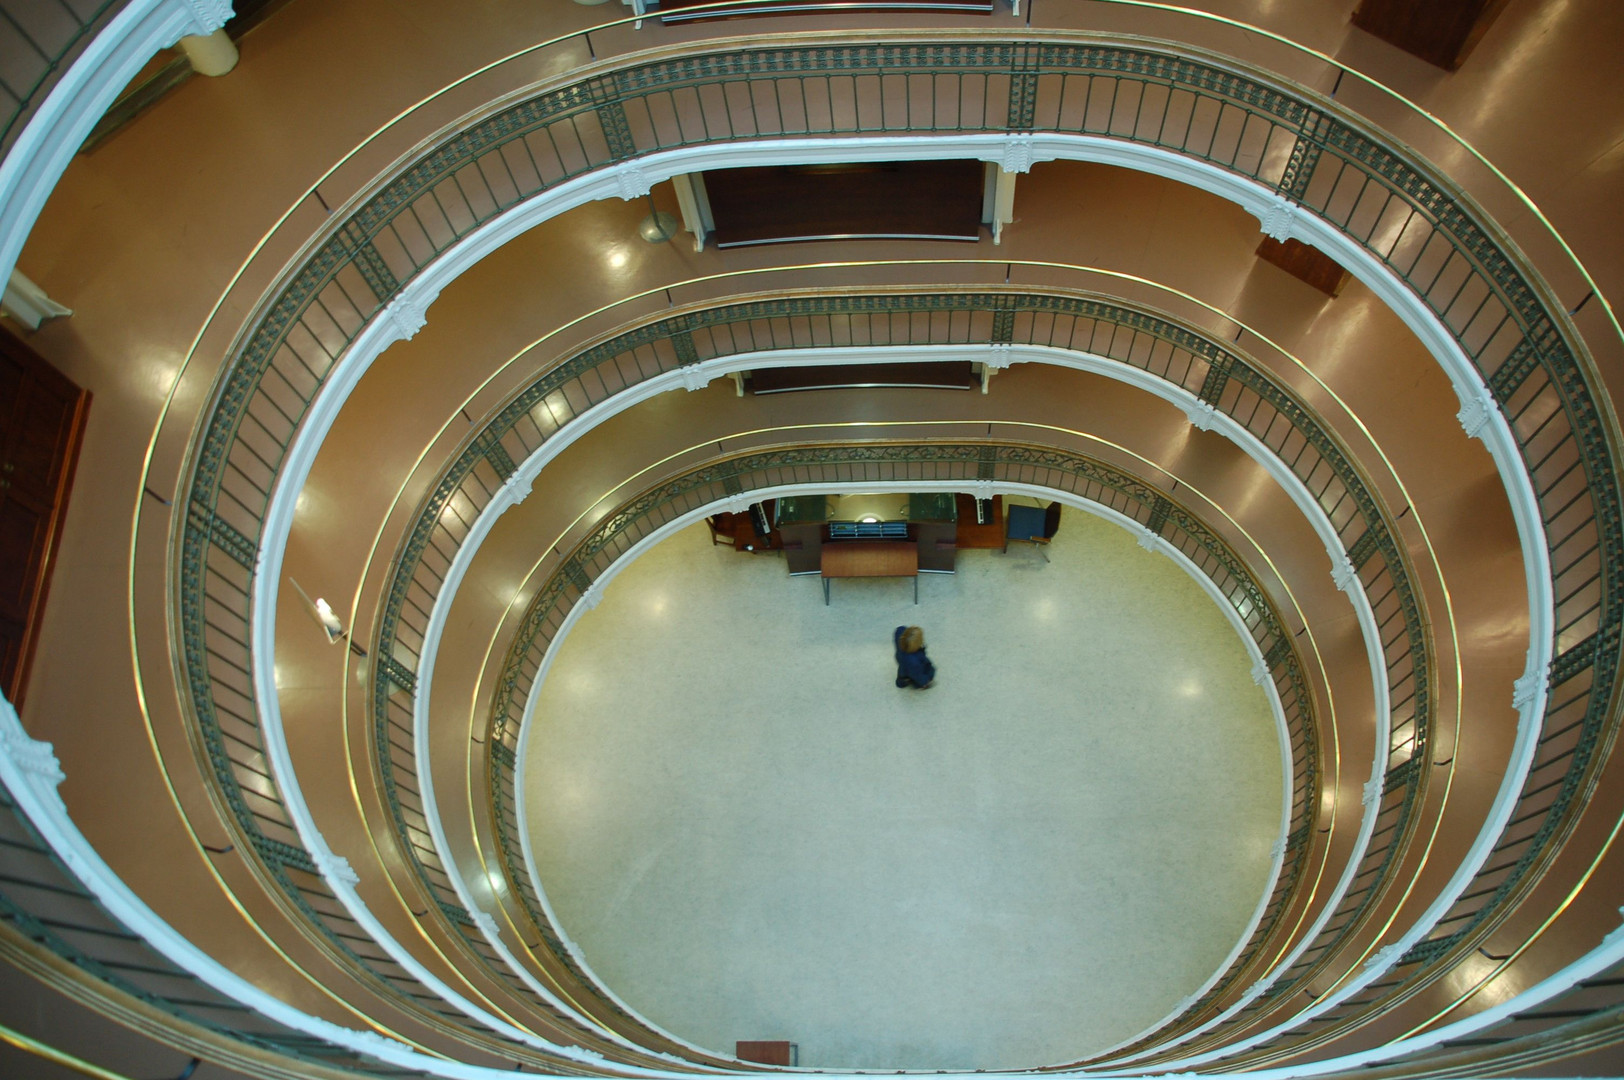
[[523, 510, 1283, 1070]]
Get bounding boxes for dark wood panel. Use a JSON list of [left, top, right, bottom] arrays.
[[660, 0, 991, 23], [735, 1042, 796, 1066], [954, 493, 1004, 549], [1256, 237, 1350, 297], [0, 496, 48, 613], [0, 325, 89, 707], [747, 361, 977, 394], [1351, 0, 1510, 70], [704, 160, 985, 247], [778, 522, 822, 574], [915, 521, 956, 572], [709, 502, 783, 551]]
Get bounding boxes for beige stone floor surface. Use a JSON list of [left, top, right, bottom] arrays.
[[522, 511, 1284, 1070]]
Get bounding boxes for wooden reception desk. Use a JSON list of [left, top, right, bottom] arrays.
[[777, 493, 957, 578], [820, 540, 919, 605]]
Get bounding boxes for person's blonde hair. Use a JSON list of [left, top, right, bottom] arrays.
[[900, 626, 925, 653]]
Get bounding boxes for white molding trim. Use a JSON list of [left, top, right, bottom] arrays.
[[2, 268, 72, 329], [0, 11, 1578, 1064], [504, 478, 1299, 1064], [0, 696, 657, 1078], [245, 295, 630, 1060], [393, 340, 1391, 1061], [1, 688, 1619, 1078], [227, 134, 1548, 1065], [0, 0, 233, 289]]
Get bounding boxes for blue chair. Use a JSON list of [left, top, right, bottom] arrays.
[[1004, 501, 1060, 561]]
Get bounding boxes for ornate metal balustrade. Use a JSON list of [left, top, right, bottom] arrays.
[[477, 440, 1320, 1045], [1359, 950, 1624, 1077], [369, 286, 1435, 1051], [0, 0, 123, 155], [0, 773, 427, 1079], [170, 33, 1619, 1062], [4, 701, 1618, 1080], [470, 438, 1318, 1019]]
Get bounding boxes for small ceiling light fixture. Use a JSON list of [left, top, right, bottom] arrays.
[[860, 515, 880, 523]]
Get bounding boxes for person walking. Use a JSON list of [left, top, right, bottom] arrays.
[[893, 625, 936, 689]]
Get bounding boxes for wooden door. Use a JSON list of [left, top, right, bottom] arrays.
[[0, 326, 89, 706]]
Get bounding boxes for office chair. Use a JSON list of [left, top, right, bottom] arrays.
[[706, 513, 736, 546], [1003, 501, 1061, 562]]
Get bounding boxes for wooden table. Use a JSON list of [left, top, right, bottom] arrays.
[[820, 540, 918, 605], [736, 1042, 797, 1066]]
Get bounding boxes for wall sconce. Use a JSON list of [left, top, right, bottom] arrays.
[[288, 578, 345, 644], [313, 598, 345, 643]]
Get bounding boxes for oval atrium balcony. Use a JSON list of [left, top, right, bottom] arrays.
[[0, 1, 1620, 1078]]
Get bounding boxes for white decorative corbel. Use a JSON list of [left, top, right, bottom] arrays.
[[580, 579, 606, 612], [1331, 553, 1360, 594], [311, 844, 360, 887], [1251, 657, 1271, 687], [614, 160, 652, 201], [1135, 524, 1163, 553], [1363, 773, 1384, 808], [350, 1030, 407, 1056], [1513, 664, 1546, 743], [969, 479, 996, 501], [1455, 381, 1497, 441], [502, 472, 533, 507], [1513, 668, 1546, 714], [1001, 133, 1036, 175], [1182, 399, 1219, 431], [679, 365, 711, 392], [1259, 195, 1298, 242], [981, 344, 1013, 392], [0, 722, 65, 791], [179, 0, 234, 37], [1236, 981, 1269, 1007], [1603, 907, 1624, 947], [469, 907, 500, 940], [1269, 834, 1287, 862], [1362, 943, 1405, 973], [379, 285, 440, 346]]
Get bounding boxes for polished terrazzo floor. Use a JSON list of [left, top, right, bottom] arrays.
[[521, 506, 1284, 1070]]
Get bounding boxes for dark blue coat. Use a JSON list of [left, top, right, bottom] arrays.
[[893, 626, 936, 687]]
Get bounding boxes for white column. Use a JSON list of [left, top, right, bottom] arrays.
[[179, 27, 237, 76], [671, 173, 708, 252], [992, 167, 1017, 244]]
